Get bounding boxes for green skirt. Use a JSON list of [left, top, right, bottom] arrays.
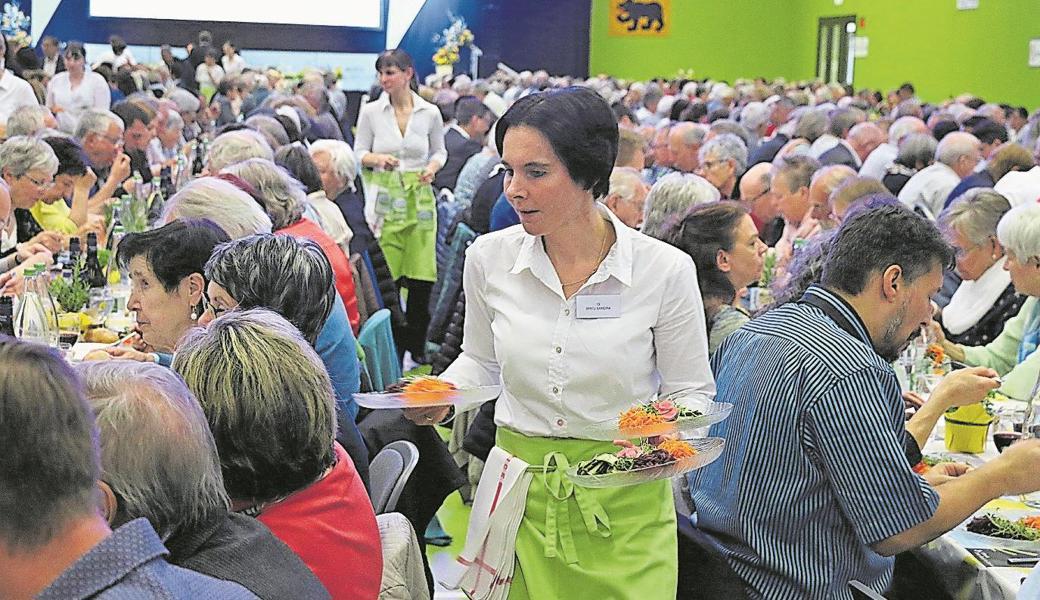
[[362, 169, 437, 282], [496, 428, 677, 600]]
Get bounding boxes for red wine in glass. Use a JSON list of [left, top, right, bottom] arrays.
[[993, 431, 1022, 453]]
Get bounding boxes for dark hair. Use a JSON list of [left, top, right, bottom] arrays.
[[117, 219, 231, 292], [970, 119, 1009, 145], [680, 102, 708, 123], [274, 143, 323, 195], [113, 71, 138, 98], [454, 96, 492, 127], [204, 47, 220, 61], [495, 86, 618, 199], [1012, 106, 1029, 120], [93, 63, 113, 83], [821, 204, 952, 295], [611, 101, 636, 124], [932, 120, 959, 142], [669, 98, 689, 122], [273, 114, 302, 144], [112, 100, 151, 128], [707, 108, 731, 123], [43, 136, 88, 177], [109, 35, 127, 54], [0, 338, 100, 551], [65, 40, 86, 60], [374, 49, 419, 93], [899, 83, 915, 95], [668, 201, 747, 304], [965, 97, 985, 110], [15, 47, 39, 70], [205, 234, 336, 344]]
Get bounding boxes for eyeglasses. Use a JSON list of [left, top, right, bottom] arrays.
[[746, 187, 771, 203], [22, 174, 53, 188], [699, 159, 729, 171]]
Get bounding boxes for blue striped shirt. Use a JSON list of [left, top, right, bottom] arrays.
[[690, 285, 939, 600]]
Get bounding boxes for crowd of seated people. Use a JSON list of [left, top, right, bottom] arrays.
[[2, 25, 1040, 600]]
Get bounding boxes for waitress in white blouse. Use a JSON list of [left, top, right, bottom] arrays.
[[354, 49, 445, 359], [45, 42, 111, 135], [415, 87, 715, 599]]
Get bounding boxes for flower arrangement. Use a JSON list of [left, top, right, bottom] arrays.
[[575, 437, 698, 476], [1, 2, 30, 47], [432, 14, 474, 66], [618, 399, 701, 435]]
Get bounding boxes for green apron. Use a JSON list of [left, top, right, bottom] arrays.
[[495, 428, 677, 600], [363, 169, 437, 282]]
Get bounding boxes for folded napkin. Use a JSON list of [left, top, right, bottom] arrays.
[[441, 446, 533, 600]]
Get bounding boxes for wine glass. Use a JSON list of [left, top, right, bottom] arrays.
[[991, 410, 1022, 453]]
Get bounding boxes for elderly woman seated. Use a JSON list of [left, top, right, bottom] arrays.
[[221, 158, 361, 333], [173, 308, 382, 599], [162, 176, 273, 239], [640, 172, 720, 240], [1, 136, 65, 256], [205, 129, 274, 174], [201, 233, 369, 487], [935, 189, 1025, 347], [77, 360, 330, 599], [934, 203, 1040, 400], [668, 201, 767, 355], [274, 143, 353, 257], [695, 133, 748, 200], [103, 219, 230, 363], [309, 139, 374, 256], [882, 132, 936, 196]]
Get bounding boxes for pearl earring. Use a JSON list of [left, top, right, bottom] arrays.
[[190, 309, 198, 321]]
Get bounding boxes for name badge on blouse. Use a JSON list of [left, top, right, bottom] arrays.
[[575, 295, 621, 319]]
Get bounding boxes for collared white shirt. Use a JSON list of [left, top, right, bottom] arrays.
[[897, 162, 961, 219], [355, 91, 447, 172], [45, 71, 111, 134], [0, 69, 39, 125], [448, 123, 470, 140], [440, 205, 716, 438], [42, 55, 60, 77], [809, 133, 840, 159], [221, 54, 246, 77], [92, 48, 135, 70], [859, 142, 896, 180], [994, 165, 1040, 208]]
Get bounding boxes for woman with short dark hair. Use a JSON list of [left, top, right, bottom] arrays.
[[669, 201, 767, 355], [419, 86, 715, 599], [31, 136, 99, 236]]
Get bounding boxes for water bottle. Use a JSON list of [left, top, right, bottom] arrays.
[[14, 267, 51, 345], [147, 176, 165, 223], [0, 295, 15, 337], [35, 267, 60, 347]]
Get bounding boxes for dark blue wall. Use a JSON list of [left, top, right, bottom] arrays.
[[34, 0, 591, 78]]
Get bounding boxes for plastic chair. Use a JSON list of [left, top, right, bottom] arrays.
[[368, 440, 419, 514], [849, 581, 887, 600], [357, 308, 401, 392]]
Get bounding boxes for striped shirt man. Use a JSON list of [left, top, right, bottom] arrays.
[[690, 285, 939, 599]]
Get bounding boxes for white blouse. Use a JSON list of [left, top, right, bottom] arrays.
[[45, 71, 111, 135], [440, 206, 717, 438], [354, 91, 446, 172], [221, 54, 247, 77], [307, 190, 353, 257]]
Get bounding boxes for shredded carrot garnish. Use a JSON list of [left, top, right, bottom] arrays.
[[658, 439, 697, 460], [618, 407, 665, 432]]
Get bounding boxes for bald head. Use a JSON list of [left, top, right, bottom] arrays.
[[739, 162, 777, 221], [809, 165, 856, 223], [847, 122, 886, 162]]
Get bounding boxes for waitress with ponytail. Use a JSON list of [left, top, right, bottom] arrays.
[[409, 87, 715, 599], [355, 49, 445, 359]]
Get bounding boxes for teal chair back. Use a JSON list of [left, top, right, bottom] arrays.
[[357, 308, 401, 392]]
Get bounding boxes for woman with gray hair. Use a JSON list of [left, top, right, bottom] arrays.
[[883, 132, 936, 196], [201, 233, 369, 486], [77, 359, 330, 600], [173, 308, 382, 599], [641, 171, 721, 240], [933, 202, 1040, 400], [205, 129, 274, 173], [309, 138, 374, 256], [696, 133, 748, 199], [935, 189, 1024, 347], [221, 158, 361, 332], [0, 136, 65, 253], [162, 176, 273, 239]]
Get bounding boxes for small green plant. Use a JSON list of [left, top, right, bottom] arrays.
[[759, 248, 778, 287], [49, 260, 90, 313]]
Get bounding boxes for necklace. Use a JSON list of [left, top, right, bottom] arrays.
[[559, 218, 612, 288]]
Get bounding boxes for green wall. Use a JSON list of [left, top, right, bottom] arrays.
[[590, 0, 1040, 107], [589, 0, 801, 82]]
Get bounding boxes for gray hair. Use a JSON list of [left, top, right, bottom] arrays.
[[888, 116, 928, 145], [222, 158, 305, 230], [827, 107, 866, 138], [793, 109, 828, 142], [168, 88, 201, 114], [6, 105, 50, 137], [207, 129, 274, 173], [75, 109, 123, 140], [739, 101, 770, 133], [997, 203, 1040, 263], [708, 120, 753, 151], [607, 166, 643, 202], [163, 177, 274, 239], [309, 139, 358, 189], [205, 234, 336, 344], [672, 122, 708, 148], [938, 188, 1011, 247], [76, 360, 229, 540], [163, 111, 184, 133], [936, 132, 980, 168], [245, 115, 290, 150], [698, 133, 748, 176], [895, 133, 937, 169], [172, 308, 336, 502], [0, 135, 59, 178], [641, 172, 721, 240]]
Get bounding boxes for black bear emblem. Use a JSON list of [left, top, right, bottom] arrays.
[[616, 0, 665, 32]]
